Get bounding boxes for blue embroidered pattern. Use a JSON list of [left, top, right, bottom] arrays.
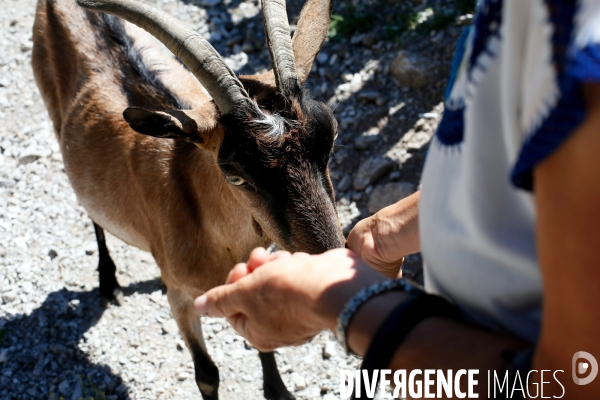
[[435, 0, 503, 147], [511, 0, 600, 190], [435, 29, 469, 146], [468, 0, 503, 80]]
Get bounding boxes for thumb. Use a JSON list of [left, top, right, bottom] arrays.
[[194, 284, 244, 318]]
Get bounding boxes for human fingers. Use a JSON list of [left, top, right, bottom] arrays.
[[246, 247, 270, 271], [226, 263, 250, 284], [194, 283, 245, 318], [292, 252, 311, 259], [268, 250, 292, 261], [346, 218, 373, 256]]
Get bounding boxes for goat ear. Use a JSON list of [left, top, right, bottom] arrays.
[[123, 104, 223, 151], [292, 0, 332, 83], [124, 107, 190, 140]]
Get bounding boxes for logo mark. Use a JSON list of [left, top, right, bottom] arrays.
[[572, 351, 598, 385]]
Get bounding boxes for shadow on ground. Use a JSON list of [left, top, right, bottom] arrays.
[[0, 278, 164, 399]]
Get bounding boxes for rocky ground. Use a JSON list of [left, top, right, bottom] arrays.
[[0, 0, 472, 398]]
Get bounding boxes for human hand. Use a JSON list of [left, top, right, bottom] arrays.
[[194, 248, 385, 351], [347, 191, 420, 278]]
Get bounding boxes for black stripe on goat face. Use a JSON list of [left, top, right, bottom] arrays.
[[217, 86, 344, 254]]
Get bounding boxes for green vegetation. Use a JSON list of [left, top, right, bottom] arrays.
[[328, 1, 477, 42], [457, 0, 477, 15], [328, 5, 375, 40]]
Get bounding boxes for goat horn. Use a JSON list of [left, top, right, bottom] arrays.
[[261, 0, 300, 95], [77, 0, 249, 114]]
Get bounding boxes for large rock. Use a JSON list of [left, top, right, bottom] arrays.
[[353, 157, 395, 191], [367, 182, 416, 214], [390, 51, 428, 88]]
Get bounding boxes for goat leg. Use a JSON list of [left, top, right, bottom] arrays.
[[93, 221, 124, 305], [259, 351, 296, 400], [167, 287, 220, 399]]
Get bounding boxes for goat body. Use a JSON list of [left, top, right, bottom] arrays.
[[32, 0, 343, 398]]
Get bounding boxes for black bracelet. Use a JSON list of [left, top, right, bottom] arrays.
[[353, 293, 462, 399]]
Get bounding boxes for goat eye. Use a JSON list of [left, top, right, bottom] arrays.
[[225, 175, 246, 186]]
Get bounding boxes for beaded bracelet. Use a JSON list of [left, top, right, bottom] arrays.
[[335, 278, 423, 354]]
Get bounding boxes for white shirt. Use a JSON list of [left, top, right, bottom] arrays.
[[420, 0, 600, 343]]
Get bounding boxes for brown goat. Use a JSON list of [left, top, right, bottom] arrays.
[[32, 0, 344, 398]]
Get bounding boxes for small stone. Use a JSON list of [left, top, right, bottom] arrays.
[[354, 135, 379, 151], [162, 319, 179, 335], [341, 73, 353, 82], [420, 112, 438, 119], [150, 290, 163, 303], [367, 182, 416, 214], [357, 91, 379, 102], [18, 151, 43, 165], [336, 175, 352, 192], [1, 291, 17, 304], [58, 380, 70, 396], [177, 372, 190, 381], [352, 157, 395, 191], [456, 14, 474, 26], [226, 36, 244, 47], [389, 171, 402, 181], [361, 33, 378, 48], [71, 381, 82, 400], [323, 341, 337, 359], [50, 343, 67, 354], [390, 51, 429, 88], [328, 53, 338, 66], [115, 383, 127, 394], [48, 249, 58, 260], [316, 52, 328, 64], [199, 0, 219, 6], [0, 349, 8, 363], [291, 372, 306, 391], [241, 42, 255, 53]]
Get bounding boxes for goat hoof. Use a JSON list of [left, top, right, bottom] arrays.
[[263, 385, 295, 400], [113, 288, 125, 306], [100, 287, 124, 307], [197, 381, 218, 400]]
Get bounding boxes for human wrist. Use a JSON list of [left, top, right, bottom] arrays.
[[304, 251, 386, 333], [377, 194, 420, 255]]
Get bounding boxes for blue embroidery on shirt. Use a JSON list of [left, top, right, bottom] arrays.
[[468, 0, 503, 79], [511, 0, 600, 191], [436, 0, 503, 148], [436, 28, 470, 147]]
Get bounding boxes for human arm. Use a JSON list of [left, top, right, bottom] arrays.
[[347, 191, 421, 278], [195, 247, 526, 396], [531, 83, 600, 397]]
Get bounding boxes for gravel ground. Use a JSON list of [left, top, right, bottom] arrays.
[[0, 0, 469, 398]]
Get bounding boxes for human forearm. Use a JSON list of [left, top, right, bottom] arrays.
[[532, 83, 600, 397], [347, 191, 421, 278], [372, 190, 421, 256], [197, 248, 526, 398]]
